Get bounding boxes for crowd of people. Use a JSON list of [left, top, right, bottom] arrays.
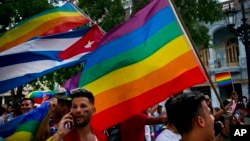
[[0, 88, 250, 141]]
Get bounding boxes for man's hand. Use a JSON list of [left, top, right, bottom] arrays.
[[56, 112, 74, 137]]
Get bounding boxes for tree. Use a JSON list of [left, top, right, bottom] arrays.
[[131, 0, 223, 49], [1, 0, 222, 96], [78, 0, 125, 31], [29, 63, 84, 91], [0, 0, 63, 101], [31, 0, 126, 90], [0, 0, 57, 33]]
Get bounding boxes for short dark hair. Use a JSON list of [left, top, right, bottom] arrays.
[[165, 97, 173, 121], [21, 98, 34, 106], [167, 92, 205, 135], [70, 88, 95, 105], [53, 92, 72, 108], [53, 92, 71, 102]]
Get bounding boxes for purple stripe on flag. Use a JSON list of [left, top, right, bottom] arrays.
[[98, 0, 169, 47], [63, 71, 82, 91], [218, 79, 232, 87]]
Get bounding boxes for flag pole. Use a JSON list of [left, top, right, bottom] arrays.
[[229, 72, 235, 91], [169, 0, 226, 112], [67, 1, 106, 34]]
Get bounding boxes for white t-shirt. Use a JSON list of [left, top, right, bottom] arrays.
[[145, 125, 151, 141], [155, 128, 181, 141]]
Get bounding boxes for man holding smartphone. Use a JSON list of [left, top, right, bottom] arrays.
[[49, 88, 107, 141]]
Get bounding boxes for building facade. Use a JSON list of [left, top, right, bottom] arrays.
[[194, 0, 250, 107]]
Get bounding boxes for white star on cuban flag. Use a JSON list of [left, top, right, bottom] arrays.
[[57, 25, 104, 60]]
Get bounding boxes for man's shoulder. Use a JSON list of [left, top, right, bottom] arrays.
[[156, 129, 181, 141]]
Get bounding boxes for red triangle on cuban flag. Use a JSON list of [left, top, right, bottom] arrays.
[[58, 25, 104, 60]]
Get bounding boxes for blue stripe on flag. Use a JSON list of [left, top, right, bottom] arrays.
[[83, 6, 176, 70], [0, 54, 90, 93], [0, 51, 60, 67]]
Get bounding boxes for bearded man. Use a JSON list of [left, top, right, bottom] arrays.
[[50, 88, 107, 141]]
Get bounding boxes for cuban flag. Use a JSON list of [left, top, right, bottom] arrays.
[[0, 25, 104, 94]]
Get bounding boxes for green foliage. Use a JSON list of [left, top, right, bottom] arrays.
[[29, 63, 84, 90], [0, 0, 79, 91], [0, 0, 18, 33], [131, 0, 150, 16], [174, 0, 223, 48], [16, 0, 53, 21], [78, 0, 125, 31], [0, 0, 54, 33], [0, 0, 224, 92], [131, 0, 223, 48]]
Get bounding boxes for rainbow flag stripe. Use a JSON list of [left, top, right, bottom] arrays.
[[0, 2, 90, 52], [25, 90, 55, 104], [215, 72, 232, 87], [0, 101, 50, 141], [79, 0, 206, 130]]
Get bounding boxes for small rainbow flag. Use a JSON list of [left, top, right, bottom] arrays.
[[215, 72, 232, 87], [25, 90, 56, 104], [0, 2, 90, 52]]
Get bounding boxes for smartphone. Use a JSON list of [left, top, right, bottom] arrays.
[[65, 112, 73, 129], [65, 121, 72, 129]]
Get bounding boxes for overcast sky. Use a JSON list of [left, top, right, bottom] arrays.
[[219, 0, 230, 2]]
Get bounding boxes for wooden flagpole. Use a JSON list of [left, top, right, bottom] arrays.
[[229, 72, 235, 91], [67, 1, 106, 34], [169, 0, 227, 112]]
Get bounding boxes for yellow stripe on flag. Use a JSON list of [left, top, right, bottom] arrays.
[[85, 35, 191, 94]]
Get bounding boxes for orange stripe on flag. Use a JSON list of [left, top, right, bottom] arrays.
[[92, 66, 205, 130], [0, 16, 88, 52], [94, 51, 201, 113]]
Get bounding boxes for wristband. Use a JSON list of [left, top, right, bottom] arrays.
[[56, 131, 63, 138]]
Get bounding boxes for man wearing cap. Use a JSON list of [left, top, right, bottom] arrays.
[[36, 92, 71, 140]]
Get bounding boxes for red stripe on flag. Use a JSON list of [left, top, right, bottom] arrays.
[[58, 25, 104, 60], [91, 66, 206, 130]]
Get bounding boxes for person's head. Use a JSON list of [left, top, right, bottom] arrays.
[[242, 96, 248, 103], [231, 91, 238, 100], [70, 88, 96, 128], [52, 92, 71, 118], [204, 94, 212, 108], [167, 92, 214, 141], [156, 105, 163, 114], [0, 106, 6, 116], [20, 98, 34, 114], [7, 105, 14, 113]]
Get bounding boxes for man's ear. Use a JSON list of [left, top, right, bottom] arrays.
[[92, 106, 96, 113], [196, 116, 205, 128]]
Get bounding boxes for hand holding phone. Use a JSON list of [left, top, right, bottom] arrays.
[[65, 121, 72, 129], [64, 112, 73, 129]]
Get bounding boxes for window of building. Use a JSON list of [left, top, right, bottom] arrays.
[[225, 37, 239, 66]]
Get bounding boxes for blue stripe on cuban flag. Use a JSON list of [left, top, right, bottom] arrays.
[[0, 25, 103, 94]]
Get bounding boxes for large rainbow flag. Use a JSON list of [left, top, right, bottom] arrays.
[[0, 101, 50, 141], [215, 72, 232, 87], [79, 0, 207, 130], [0, 2, 90, 52]]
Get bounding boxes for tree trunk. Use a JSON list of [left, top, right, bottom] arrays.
[[16, 86, 23, 103], [10, 86, 23, 104]]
